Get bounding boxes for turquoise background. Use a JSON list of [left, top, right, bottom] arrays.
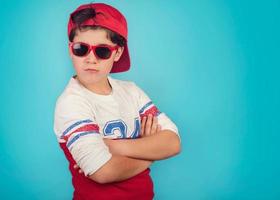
[[1, 0, 280, 199]]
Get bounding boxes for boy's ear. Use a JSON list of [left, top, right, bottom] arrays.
[[114, 46, 124, 62]]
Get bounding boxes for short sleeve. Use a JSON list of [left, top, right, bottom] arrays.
[[53, 94, 112, 176], [132, 83, 180, 137]]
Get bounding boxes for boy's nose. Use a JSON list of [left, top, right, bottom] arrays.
[[85, 49, 98, 63]]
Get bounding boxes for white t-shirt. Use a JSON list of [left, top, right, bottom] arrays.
[[53, 76, 179, 176]]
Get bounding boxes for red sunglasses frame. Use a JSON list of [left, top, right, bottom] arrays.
[[69, 42, 119, 59]]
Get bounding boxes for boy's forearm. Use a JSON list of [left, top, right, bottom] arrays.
[[88, 155, 152, 184], [106, 130, 181, 160]]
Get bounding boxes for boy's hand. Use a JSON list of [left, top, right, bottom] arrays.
[[101, 115, 162, 157], [140, 114, 161, 137]]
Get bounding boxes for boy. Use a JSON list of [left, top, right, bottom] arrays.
[[53, 3, 181, 200]]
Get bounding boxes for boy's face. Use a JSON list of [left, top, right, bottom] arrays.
[[69, 28, 124, 87]]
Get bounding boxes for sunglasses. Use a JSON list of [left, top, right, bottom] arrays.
[[70, 42, 119, 59]]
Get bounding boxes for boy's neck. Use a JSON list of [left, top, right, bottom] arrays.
[[75, 76, 112, 95]]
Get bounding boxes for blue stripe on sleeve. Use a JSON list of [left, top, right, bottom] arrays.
[[61, 119, 93, 138], [66, 131, 99, 148], [139, 101, 153, 114]]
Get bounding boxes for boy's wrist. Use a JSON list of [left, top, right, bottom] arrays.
[[103, 138, 131, 156]]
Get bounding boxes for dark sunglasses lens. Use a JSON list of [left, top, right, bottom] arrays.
[[95, 47, 111, 59], [72, 43, 89, 56]]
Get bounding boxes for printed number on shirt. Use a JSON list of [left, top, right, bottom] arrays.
[[103, 118, 140, 139]]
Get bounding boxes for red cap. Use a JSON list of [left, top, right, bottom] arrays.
[[67, 3, 130, 73]]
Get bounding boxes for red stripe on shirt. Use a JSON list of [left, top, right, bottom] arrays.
[[140, 106, 159, 119], [63, 124, 99, 141]]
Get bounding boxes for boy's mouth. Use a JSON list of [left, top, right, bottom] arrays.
[[85, 68, 99, 72]]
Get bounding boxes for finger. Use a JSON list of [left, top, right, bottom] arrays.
[[156, 124, 162, 133], [145, 114, 153, 135], [151, 116, 158, 134], [74, 164, 78, 169], [141, 116, 147, 135], [79, 169, 83, 174], [140, 116, 147, 136]]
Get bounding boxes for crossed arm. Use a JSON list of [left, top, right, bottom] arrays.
[[88, 155, 152, 184], [75, 114, 181, 183], [103, 130, 180, 160]]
